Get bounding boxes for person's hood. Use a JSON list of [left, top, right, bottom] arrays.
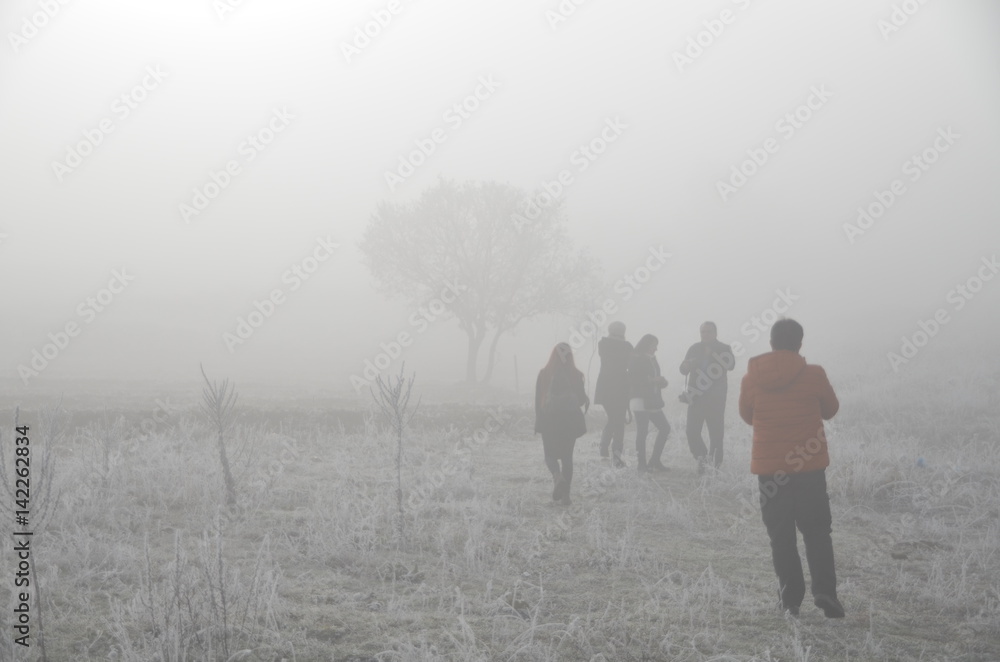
[[747, 350, 806, 390]]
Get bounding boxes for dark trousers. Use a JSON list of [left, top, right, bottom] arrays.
[[759, 469, 838, 609], [634, 409, 670, 468], [543, 434, 576, 486], [599, 400, 628, 458], [686, 393, 726, 467]]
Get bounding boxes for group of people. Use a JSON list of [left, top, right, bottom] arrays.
[[533, 318, 845, 619], [535, 321, 735, 493], [594, 320, 735, 474]]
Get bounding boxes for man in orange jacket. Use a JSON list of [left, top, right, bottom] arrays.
[[739, 318, 844, 618]]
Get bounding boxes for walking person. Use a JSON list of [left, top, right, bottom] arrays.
[[680, 321, 735, 472], [738, 318, 844, 618], [628, 334, 670, 473], [595, 321, 633, 468], [535, 342, 589, 505]]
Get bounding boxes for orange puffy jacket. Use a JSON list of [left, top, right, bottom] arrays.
[[739, 350, 839, 476]]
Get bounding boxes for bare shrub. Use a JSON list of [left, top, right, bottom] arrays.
[[106, 528, 284, 661], [199, 364, 240, 509], [370, 364, 420, 548]]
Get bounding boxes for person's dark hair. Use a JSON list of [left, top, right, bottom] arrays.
[[770, 318, 803, 351], [634, 334, 658, 355], [701, 321, 717, 332], [545, 342, 582, 376]]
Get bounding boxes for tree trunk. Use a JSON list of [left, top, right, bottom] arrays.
[[465, 332, 483, 383], [480, 326, 507, 385]]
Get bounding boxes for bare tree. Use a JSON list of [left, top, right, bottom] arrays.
[[359, 178, 602, 383]]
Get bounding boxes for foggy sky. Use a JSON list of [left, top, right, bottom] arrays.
[[2, 0, 998, 395]]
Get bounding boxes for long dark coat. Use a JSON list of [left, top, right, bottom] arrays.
[[534, 368, 589, 438], [594, 336, 633, 407]]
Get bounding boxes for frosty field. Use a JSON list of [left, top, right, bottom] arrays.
[[1, 359, 999, 662]]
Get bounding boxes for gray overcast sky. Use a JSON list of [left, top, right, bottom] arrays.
[[2, 0, 998, 394]]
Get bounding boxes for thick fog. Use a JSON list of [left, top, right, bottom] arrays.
[[2, 0, 999, 396]]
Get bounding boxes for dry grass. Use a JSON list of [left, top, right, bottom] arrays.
[[1, 359, 998, 661]]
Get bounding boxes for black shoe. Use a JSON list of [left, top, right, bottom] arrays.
[[648, 460, 668, 472], [612, 455, 627, 469], [780, 603, 799, 617], [776, 588, 798, 616], [600, 450, 610, 459], [814, 594, 845, 618]]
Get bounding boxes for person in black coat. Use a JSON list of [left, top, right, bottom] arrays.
[[594, 321, 633, 468], [535, 342, 590, 505], [679, 321, 735, 472], [628, 334, 671, 473]]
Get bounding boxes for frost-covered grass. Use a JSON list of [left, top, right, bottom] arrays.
[[1, 359, 999, 661]]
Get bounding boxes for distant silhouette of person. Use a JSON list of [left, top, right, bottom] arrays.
[[628, 334, 670, 473], [679, 321, 735, 472], [739, 318, 843, 618], [594, 321, 633, 468], [534, 342, 589, 505]]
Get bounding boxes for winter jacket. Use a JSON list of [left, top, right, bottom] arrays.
[[627, 352, 665, 411], [680, 340, 735, 399], [738, 350, 839, 476], [534, 368, 589, 438], [594, 336, 634, 406]]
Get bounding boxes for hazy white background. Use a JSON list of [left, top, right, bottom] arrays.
[[2, 0, 998, 395]]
